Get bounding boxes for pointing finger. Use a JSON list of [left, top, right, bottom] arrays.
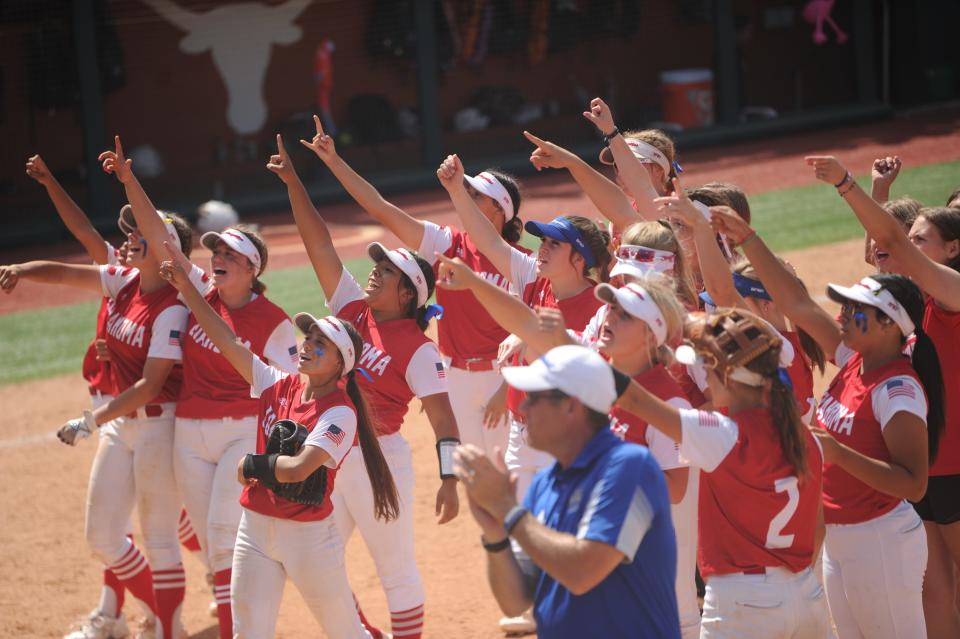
[[114, 136, 124, 159], [522, 130, 547, 148], [313, 114, 325, 137], [275, 133, 286, 156]]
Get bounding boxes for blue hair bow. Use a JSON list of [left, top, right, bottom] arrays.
[[355, 367, 374, 383], [673, 160, 685, 174], [777, 367, 793, 390], [424, 304, 444, 322]]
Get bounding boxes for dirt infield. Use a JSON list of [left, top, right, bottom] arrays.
[[0, 236, 866, 639], [2, 108, 958, 637]]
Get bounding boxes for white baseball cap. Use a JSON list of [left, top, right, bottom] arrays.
[[201, 228, 262, 274], [464, 172, 515, 221], [118, 206, 182, 250], [599, 138, 671, 176], [367, 242, 430, 307], [293, 313, 356, 375], [501, 345, 617, 414], [826, 276, 915, 336], [594, 282, 669, 346]]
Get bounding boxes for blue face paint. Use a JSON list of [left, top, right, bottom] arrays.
[[853, 311, 869, 334], [139, 238, 148, 258], [313, 346, 326, 358]]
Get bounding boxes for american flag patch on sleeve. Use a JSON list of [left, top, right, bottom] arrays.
[[698, 412, 721, 428], [323, 424, 346, 447], [886, 379, 916, 400], [435, 362, 446, 379], [168, 330, 182, 346]]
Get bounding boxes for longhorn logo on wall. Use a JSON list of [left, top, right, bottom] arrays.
[[143, 0, 312, 135]]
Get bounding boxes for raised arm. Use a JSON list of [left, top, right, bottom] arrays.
[[808, 156, 960, 312], [99, 136, 190, 271], [0, 261, 102, 295], [710, 207, 842, 356], [523, 130, 640, 230], [655, 181, 746, 310], [26, 154, 109, 264], [301, 114, 425, 248], [583, 98, 661, 221], [263, 133, 344, 299], [435, 253, 572, 359], [159, 242, 256, 384], [436, 154, 515, 277]]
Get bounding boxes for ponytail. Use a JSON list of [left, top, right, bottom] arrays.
[[345, 371, 400, 522], [768, 367, 810, 482], [797, 328, 826, 374], [911, 327, 945, 462]]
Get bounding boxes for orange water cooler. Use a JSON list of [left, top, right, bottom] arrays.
[[660, 69, 715, 129]]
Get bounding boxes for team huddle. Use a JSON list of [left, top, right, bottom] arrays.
[[2, 97, 959, 639]]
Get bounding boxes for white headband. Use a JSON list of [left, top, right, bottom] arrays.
[[616, 245, 675, 272], [201, 228, 262, 274], [600, 138, 671, 176], [594, 282, 669, 346], [293, 313, 356, 376], [464, 172, 515, 221]]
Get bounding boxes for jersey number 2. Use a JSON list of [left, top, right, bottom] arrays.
[[765, 476, 799, 549]]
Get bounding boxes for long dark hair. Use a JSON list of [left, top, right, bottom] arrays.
[[398, 251, 437, 332], [484, 168, 523, 243], [874, 273, 945, 462], [564, 215, 613, 283], [340, 323, 400, 521], [234, 224, 269, 294]]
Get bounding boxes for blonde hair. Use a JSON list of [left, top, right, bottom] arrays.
[[621, 221, 698, 309], [632, 275, 685, 366]]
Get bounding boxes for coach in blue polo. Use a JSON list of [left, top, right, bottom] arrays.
[[454, 345, 680, 638]]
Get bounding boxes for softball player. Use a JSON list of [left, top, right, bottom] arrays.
[[298, 114, 525, 460], [0, 204, 193, 639], [808, 155, 960, 638], [433, 255, 704, 638], [615, 308, 828, 639], [713, 206, 944, 638], [268, 134, 460, 639], [124, 184, 298, 638], [159, 251, 398, 639]]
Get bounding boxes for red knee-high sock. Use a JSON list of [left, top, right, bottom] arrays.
[[153, 564, 186, 639], [109, 541, 156, 615], [391, 604, 424, 638], [213, 568, 232, 639], [353, 594, 386, 639], [177, 508, 202, 553]]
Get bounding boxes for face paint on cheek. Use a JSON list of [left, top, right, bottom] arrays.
[[853, 311, 869, 334], [139, 239, 148, 258], [313, 347, 326, 359]]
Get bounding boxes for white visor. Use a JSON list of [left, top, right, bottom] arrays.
[[464, 172, 515, 221], [201, 229, 262, 274], [293, 313, 356, 375], [599, 138, 671, 176], [594, 282, 669, 346], [368, 242, 430, 307], [118, 206, 182, 250], [501, 345, 617, 414], [826, 276, 915, 336]]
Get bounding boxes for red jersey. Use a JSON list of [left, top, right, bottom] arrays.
[[925, 298, 960, 475], [100, 266, 187, 403], [177, 292, 295, 419], [241, 360, 358, 522], [609, 364, 690, 471], [326, 269, 448, 436], [83, 243, 124, 395], [419, 223, 531, 360], [680, 407, 823, 578], [782, 331, 816, 419], [816, 348, 927, 524], [507, 277, 604, 418]]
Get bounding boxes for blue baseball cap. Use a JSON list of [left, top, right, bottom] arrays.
[[524, 217, 596, 269]]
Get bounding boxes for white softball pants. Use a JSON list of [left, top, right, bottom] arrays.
[[823, 500, 927, 639], [173, 416, 256, 573], [231, 509, 370, 639], [504, 416, 555, 503], [700, 566, 829, 638], [85, 408, 182, 573], [673, 468, 702, 639], [330, 432, 423, 613], [444, 364, 509, 461]]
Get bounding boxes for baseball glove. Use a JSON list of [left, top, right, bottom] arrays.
[[265, 419, 329, 506]]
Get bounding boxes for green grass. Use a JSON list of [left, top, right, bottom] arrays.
[[2, 160, 957, 386]]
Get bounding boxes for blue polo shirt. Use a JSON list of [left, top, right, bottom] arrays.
[[523, 428, 680, 639]]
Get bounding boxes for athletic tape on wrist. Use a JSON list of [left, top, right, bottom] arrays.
[[243, 453, 278, 484], [436, 438, 460, 479]]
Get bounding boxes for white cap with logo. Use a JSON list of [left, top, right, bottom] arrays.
[[501, 345, 617, 414]]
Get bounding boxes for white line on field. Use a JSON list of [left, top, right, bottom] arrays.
[[0, 432, 55, 449]]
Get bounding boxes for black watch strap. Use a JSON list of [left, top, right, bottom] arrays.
[[482, 536, 511, 553], [603, 126, 621, 145]]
